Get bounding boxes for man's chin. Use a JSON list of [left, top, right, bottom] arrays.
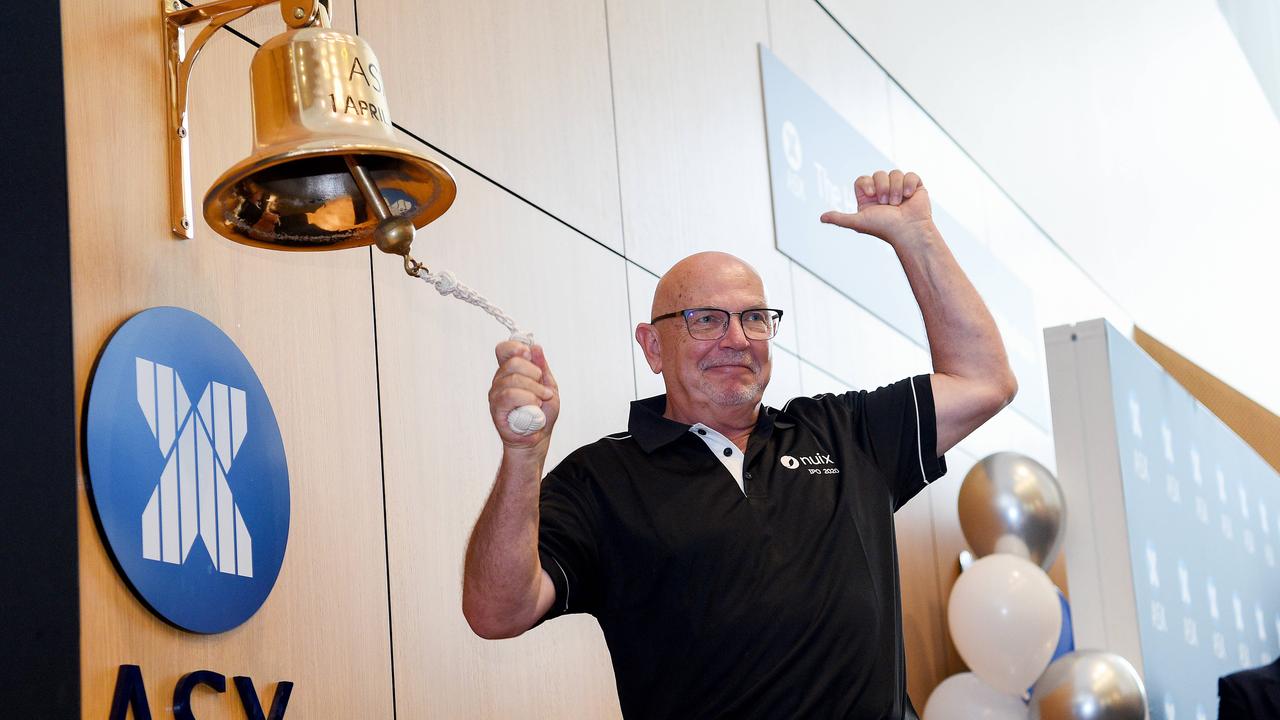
[[702, 383, 764, 407]]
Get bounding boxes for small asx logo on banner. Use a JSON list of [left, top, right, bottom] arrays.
[[86, 307, 289, 634]]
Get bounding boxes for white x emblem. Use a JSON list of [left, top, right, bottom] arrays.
[[135, 357, 253, 578]]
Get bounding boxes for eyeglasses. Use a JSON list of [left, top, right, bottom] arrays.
[[650, 307, 784, 341]]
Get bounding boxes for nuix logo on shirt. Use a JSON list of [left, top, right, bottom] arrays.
[[85, 307, 289, 634], [780, 452, 840, 475]]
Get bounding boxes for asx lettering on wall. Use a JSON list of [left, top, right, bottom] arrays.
[[109, 665, 292, 720]]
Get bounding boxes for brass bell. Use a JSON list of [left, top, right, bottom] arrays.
[[201, 14, 455, 252]]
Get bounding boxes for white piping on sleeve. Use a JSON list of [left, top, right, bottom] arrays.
[[547, 554, 570, 613], [909, 377, 930, 487]]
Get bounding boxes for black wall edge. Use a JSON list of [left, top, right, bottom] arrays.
[[1, 0, 81, 716]]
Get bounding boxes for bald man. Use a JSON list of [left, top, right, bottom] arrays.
[[463, 169, 1017, 719]]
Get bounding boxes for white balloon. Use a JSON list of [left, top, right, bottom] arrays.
[[948, 554, 1062, 695], [923, 672, 1028, 720]]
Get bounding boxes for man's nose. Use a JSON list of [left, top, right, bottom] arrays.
[[719, 314, 751, 349]]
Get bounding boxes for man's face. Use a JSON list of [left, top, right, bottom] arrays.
[[645, 259, 773, 413]]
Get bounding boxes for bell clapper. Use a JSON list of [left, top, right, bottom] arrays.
[[344, 155, 418, 259]]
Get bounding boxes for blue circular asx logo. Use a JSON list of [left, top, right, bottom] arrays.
[[85, 307, 289, 634]]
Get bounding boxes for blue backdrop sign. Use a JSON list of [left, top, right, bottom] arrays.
[[85, 307, 289, 634], [1104, 322, 1280, 719]]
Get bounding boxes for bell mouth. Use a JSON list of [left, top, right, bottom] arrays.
[[203, 139, 457, 251]]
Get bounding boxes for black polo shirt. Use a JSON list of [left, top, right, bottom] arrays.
[[537, 375, 947, 719]]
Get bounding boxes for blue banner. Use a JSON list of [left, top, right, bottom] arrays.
[[1106, 322, 1280, 719]]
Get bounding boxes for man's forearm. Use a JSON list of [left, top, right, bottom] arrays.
[[462, 447, 547, 638], [893, 224, 1012, 387]]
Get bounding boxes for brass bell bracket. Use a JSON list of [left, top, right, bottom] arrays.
[[163, 0, 329, 238]]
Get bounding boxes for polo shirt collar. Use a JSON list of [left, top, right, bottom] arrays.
[[628, 394, 796, 454], [628, 395, 690, 453]]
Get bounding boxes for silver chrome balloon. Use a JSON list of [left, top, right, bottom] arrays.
[[1029, 651, 1147, 720], [958, 452, 1066, 570]]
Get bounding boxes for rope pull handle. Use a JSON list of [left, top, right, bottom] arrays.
[[408, 260, 547, 436], [504, 334, 548, 436]]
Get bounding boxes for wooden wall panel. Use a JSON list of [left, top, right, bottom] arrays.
[[357, 0, 623, 250], [927, 447, 978, 678], [896, 484, 948, 704], [372, 155, 630, 719], [63, 0, 393, 717]]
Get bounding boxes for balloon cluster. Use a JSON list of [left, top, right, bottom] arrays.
[[923, 452, 1149, 720]]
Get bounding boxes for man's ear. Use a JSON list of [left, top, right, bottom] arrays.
[[635, 323, 663, 374]]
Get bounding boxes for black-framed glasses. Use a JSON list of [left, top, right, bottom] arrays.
[[650, 307, 784, 341]]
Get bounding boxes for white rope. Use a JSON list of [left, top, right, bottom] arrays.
[[414, 268, 534, 346], [410, 265, 545, 435]]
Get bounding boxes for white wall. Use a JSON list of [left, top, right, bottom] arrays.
[[821, 0, 1280, 416]]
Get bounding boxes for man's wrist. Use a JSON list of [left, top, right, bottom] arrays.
[[886, 220, 943, 253], [501, 443, 548, 477]]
